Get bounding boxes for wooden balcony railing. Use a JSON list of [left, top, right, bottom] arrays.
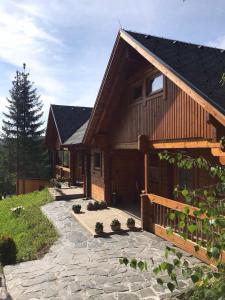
[[141, 193, 225, 264]]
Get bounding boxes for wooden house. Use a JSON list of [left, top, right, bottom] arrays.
[[84, 30, 225, 262], [45, 104, 92, 186]]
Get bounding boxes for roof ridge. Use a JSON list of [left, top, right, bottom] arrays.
[[123, 29, 225, 52], [51, 104, 92, 109]]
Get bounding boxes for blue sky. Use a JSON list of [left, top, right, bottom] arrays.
[[0, 0, 225, 128]]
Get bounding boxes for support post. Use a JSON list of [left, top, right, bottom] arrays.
[[144, 152, 150, 194], [141, 193, 154, 232]]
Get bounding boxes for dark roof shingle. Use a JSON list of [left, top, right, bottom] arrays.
[[51, 105, 92, 143], [63, 120, 89, 145], [125, 30, 225, 115]]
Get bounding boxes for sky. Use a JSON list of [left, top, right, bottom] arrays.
[[0, 0, 225, 129]]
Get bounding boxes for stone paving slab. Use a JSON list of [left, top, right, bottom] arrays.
[[72, 201, 142, 236], [3, 198, 200, 300]]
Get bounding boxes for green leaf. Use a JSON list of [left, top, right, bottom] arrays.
[[157, 278, 164, 286], [169, 212, 176, 221], [210, 246, 221, 260], [130, 258, 137, 269], [179, 220, 185, 228], [137, 261, 145, 271], [173, 258, 180, 267], [183, 207, 190, 215], [166, 227, 173, 235], [191, 274, 199, 283], [167, 282, 175, 292], [153, 267, 160, 275], [187, 224, 197, 233], [119, 257, 129, 266], [182, 189, 189, 197], [176, 252, 183, 259]]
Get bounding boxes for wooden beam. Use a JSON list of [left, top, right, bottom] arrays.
[[150, 140, 221, 149], [113, 142, 138, 150], [211, 147, 225, 157], [148, 193, 206, 219], [120, 30, 225, 127], [219, 157, 225, 165]]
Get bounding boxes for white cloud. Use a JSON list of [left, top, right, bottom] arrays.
[[0, 1, 64, 117]]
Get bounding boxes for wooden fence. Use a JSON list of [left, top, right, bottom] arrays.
[[141, 193, 225, 264]]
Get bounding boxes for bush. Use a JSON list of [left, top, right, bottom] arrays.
[[87, 202, 94, 211], [95, 222, 104, 234], [99, 201, 107, 209], [0, 236, 17, 266], [93, 201, 100, 210], [127, 217, 135, 228], [72, 204, 81, 214]]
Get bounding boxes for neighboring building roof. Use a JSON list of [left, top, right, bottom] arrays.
[[63, 120, 89, 145], [125, 30, 225, 115], [51, 105, 92, 144]]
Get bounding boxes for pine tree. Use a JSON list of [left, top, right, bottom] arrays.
[[1, 64, 50, 192]]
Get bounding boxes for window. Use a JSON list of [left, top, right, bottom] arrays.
[[146, 74, 163, 96], [94, 152, 101, 169], [131, 83, 143, 102], [56, 150, 70, 168], [63, 150, 70, 168]]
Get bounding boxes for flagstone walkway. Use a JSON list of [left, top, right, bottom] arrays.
[[4, 199, 200, 300]]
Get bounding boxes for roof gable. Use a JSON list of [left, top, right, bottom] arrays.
[[50, 105, 92, 144], [125, 30, 225, 116], [84, 30, 225, 144]]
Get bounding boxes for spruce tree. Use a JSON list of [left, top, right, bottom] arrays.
[[1, 64, 50, 192]]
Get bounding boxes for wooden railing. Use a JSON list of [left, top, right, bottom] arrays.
[[141, 193, 225, 264]]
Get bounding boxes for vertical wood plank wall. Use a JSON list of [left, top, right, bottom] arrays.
[[110, 78, 217, 144]]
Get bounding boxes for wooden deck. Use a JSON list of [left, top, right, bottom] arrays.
[[48, 186, 84, 200]]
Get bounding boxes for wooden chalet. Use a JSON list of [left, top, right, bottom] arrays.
[[84, 30, 225, 263], [45, 104, 92, 186]]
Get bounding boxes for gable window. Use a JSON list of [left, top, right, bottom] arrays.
[[146, 74, 163, 96], [94, 152, 101, 169], [131, 83, 143, 102]]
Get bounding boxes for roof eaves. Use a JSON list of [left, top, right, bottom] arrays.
[[50, 105, 63, 145]]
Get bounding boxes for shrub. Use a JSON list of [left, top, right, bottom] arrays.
[[111, 219, 121, 226], [0, 236, 17, 266], [93, 201, 100, 210], [111, 219, 121, 231], [87, 202, 94, 211], [72, 204, 81, 214], [99, 201, 107, 209], [95, 222, 103, 234], [127, 218, 135, 228]]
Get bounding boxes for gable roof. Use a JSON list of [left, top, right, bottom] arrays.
[[124, 30, 225, 116], [50, 105, 92, 144], [63, 120, 89, 145], [84, 29, 225, 144]]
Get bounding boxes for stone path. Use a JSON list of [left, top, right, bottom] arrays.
[[4, 199, 199, 300]]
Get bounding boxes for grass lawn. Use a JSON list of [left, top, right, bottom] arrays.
[[0, 189, 58, 263]]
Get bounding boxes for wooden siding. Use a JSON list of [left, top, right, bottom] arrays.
[[17, 179, 49, 195], [110, 78, 217, 145]]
